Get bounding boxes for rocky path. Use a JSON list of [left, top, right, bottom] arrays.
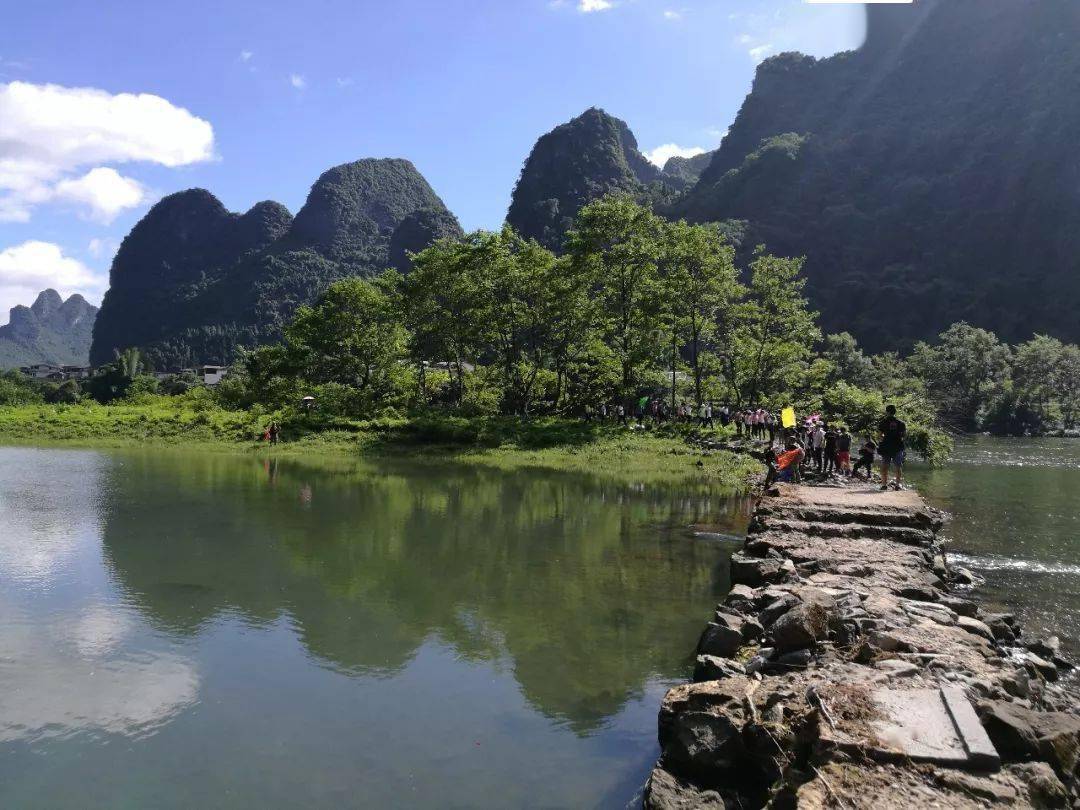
[[644, 482, 1079, 809]]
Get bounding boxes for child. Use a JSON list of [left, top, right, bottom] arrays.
[[853, 436, 877, 480]]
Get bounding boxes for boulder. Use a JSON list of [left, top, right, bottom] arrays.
[[768, 603, 829, 653], [1023, 653, 1060, 682], [658, 679, 753, 748], [1025, 636, 1062, 660], [952, 566, 984, 586], [643, 767, 731, 809], [980, 702, 1080, 778], [957, 615, 995, 641], [698, 622, 744, 659], [939, 595, 980, 618], [729, 552, 783, 587], [694, 655, 746, 683], [662, 711, 747, 785], [759, 594, 800, 627], [722, 584, 757, 614], [1006, 762, 1069, 808]]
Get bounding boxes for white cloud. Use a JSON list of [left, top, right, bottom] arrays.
[[644, 143, 707, 168], [0, 241, 106, 321], [730, 3, 863, 64], [0, 81, 214, 223], [87, 237, 120, 261], [289, 73, 307, 90], [336, 77, 355, 88], [53, 167, 147, 224], [663, 9, 683, 21], [239, 50, 254, 62], [579, 0, 613, 12]]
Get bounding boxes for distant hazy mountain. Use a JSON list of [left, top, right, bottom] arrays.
[[0, 290, 98, 369], [673, 0, 1080, 350], [90, 158, 463, 368]]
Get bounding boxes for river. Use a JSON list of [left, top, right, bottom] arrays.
[[0, 446, 752, 809], [0, 439, 1074, 807], [908, 435, 1080, 657]]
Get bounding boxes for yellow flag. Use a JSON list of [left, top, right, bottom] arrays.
[[781, 407, 796, 429]]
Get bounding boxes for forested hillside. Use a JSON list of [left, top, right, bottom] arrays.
[[90, 159, 462, 368], [673, 0, 1080, 351], [506, 108, 691, 251], [0, 290, 98, 368]]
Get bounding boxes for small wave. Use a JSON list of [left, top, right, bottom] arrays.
[[950, 552, 1080, 576]]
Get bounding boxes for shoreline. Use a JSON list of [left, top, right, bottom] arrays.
[[0, 406, 761, 489], [644, 481, 1079, 808]]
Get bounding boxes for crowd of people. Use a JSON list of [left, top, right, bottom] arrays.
[[584, 396, 909, 493], [763, 404, 908, 492]]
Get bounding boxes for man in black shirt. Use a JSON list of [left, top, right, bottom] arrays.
[[878, 404, 907, 491]]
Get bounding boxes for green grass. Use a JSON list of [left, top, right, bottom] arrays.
[[0, 400, 760, 489]]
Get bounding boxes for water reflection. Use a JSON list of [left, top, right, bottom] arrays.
[[98, 453, 747, 731], [0, 449, 199, 745], [0, 446, 751, 807]]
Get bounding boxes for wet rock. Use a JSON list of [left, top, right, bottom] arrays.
[[698, 622, 744, 659], [957, 615, 995, 641], [768, 603, 829, 653], [1023, 653, 1060, 682], [1026, 636, 1062, 660], [952, 566, 984, 586], [985, 614, 1017, 643], [694, 655, 746, 683], [643, 767, 731, 809]]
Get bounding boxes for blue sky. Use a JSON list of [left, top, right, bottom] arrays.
[[0, 0, 866, 320]]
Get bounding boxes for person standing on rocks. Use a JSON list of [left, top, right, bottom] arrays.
[[836, 427, 853, 476], [878, 404, 907, 490], [811, 422, 826, 472]]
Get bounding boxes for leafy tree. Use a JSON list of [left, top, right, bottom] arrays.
[[399, 237, 489, 403], [907, 322, 1012, 430], [821, 332, 874, 388], [567, 196, 664, 399], [659, 221, 741, 407], [283, 277, 406, 402], [727, 248, 819, 405]]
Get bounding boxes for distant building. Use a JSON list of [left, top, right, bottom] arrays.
[[183, 365, 230, 386], [20, 363, 64, 380], [61, 366, 91, 380]]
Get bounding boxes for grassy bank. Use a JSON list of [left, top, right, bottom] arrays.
[[0, 401, 759, 488]]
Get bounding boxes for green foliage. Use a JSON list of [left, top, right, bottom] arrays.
[[0, 370, 44, 406], [907, 323, 1012, 430], [727, 248, 820, 405], [568, 195, 665, 397]]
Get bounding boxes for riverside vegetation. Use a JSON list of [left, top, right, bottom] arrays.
[[4, 196, 1080, 473]]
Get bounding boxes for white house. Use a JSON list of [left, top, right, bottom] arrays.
[[186, 365, 229, 386]]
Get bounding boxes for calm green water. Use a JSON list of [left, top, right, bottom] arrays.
[[909, 436, 1080, 655], [0, 447, 753, 809]]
